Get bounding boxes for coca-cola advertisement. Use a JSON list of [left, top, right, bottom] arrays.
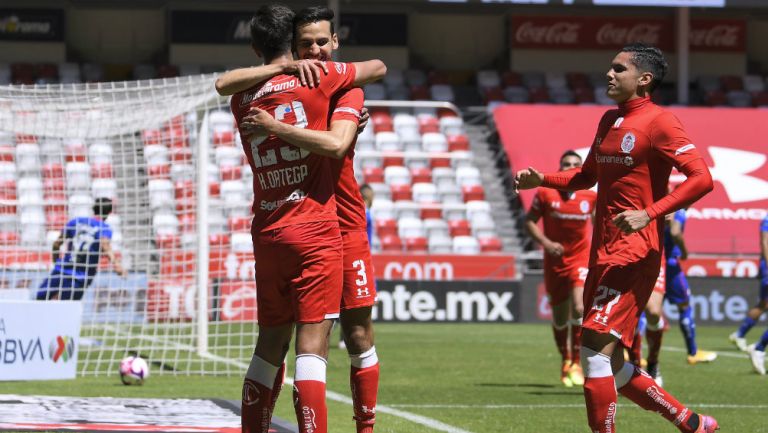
[[511, 16, 744, 52]]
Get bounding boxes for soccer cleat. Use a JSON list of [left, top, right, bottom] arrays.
[[687, 350, 718, 365], [729, 332, 748, 352], [560, 361, 573, 387], [694, 414, 720, 433], [568, 362, 585, 386], [747, 344, 766, 375]]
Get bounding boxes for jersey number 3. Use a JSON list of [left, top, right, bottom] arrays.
[[249, 101, 310, 168]]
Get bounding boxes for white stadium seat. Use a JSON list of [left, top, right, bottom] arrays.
[[209, 110, 234, 133], [153, 214, 180, 236], [422, 133, 448, 153], [88, 142, 113, 165], [16, 144, 40, 173], [383, 69, 405, 89], [370, 199, 395, 221], [432, 167, 456, 188], [428, 234, 453, 254], [148, 179, 174, 210], [430, 85, 455, 102], [503, 86, 530, 103], [230, 232, 253, 253], [393, 200, 420, 219], [215, 146, 242, 167], [423, 218, 450, 238], [221, 180, 246, 204], [471, 213, 497, 239], [437, 183, 463, 204], [477, 70, 501, 89], [399, 129, 423, 153], [456, 166, 482, 187], [439, 116, 464, 136], [369, 183, 392, 201], [442, 203, 467, 221], [412, 182, 438, 203], [384, 166, 411, 186], [466, 200, 492, 221], [393, 113, 419, 137], [144, 144, 169, 166], [398, 217, 425, 239], [404, 69, 427, 87], [171, 164, 195, 181], [0, 162, 17, 181], [68, 194, 94, 218], [545, 72, 568, 90], [92, 178, 117, 199], [452, 236, 480, 255], [744, 75, 766, 93], [404, 154, 429, 170], [375, 132, 402, 152], [66, 162, 91, 191]]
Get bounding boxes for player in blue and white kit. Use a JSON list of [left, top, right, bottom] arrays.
[[730, 215, 768, 353], [36, 197, 126, 301], [664, 209, 717, 364]]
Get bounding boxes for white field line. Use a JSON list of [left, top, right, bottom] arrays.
[[662, 345, 748, 359], [387, 403, 768, 410]]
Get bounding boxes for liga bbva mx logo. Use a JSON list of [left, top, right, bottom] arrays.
[[49, 335, 75, 363]]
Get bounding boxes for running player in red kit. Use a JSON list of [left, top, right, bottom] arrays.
[[525, 150, 595, 388], [217, 7, 381, 433], [516, 43, 719, 433], [222, 5, 385, 433]]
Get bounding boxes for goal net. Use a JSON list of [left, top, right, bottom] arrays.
[[0, 75, 257, 376]]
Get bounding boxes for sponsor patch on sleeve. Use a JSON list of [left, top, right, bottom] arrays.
[[675, 143, 696, 156], [333, 107, 360, 117]]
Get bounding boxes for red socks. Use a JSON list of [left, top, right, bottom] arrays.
[[350, 347, 379, 433], [570, 319, 582, 365], [646, 316, 666, 365], [553, 324, 569, 362], [293, 354, 328, 433], [242, 355, 280, 433], [269, 362, 286, 414], [629, 330, 643, 366], [582, 347, 617, 433], [617, 364, 696, 432]]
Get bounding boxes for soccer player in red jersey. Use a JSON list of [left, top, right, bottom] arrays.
[[221, 5, 385, 433], [525, 150, 596, 388], [628, 263, 667, 385], [516, 43, 719, 433]]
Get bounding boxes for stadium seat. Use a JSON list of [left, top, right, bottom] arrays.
[[704, 90, 728, 106], [63, 140, 87, 163], [230, 232, 252, 253], [727, 90, 752, 107], [0, 162, 16, 181], [529, 87, 550, 103], [142, 129, 163, 146], [371, 110, 394, 133], [0, 145, 13, 162], [566, 72, 590, 89], [144, 144, 169, 166], [43, 179, 65, 200], [404, 154, 429, 170], [410, 85, 430, 100], [404, 69, 428, 87], [176, 197, 196, 213], [65, 162, 91, 191], [371, 199, 396, 221], [209, 233, 230, 250], [439, 116, 464, 136], [384, 166, 411, 186], [380, 234, 403, 252], [456, 166, 482, 187], [398, 218, 426, 239], [753, 91, 768, 107], [419, 204, 442, 220], [593, 87, 614, 105], [166, 126, 189, 149], [447, 135, 470, 152], [428, 234, 453, 253], [157, 64, 180, 78], [220, 165, 242, 181], [410, 167, 432, 184], [0, 231, 19, 246], [171, 164, 195, 181], [0, 179, 16, 200], [394, 201, 420, 219], [522, 71, 546, 89], [720, 75, 743, 92], [153, 213, 180, 236], [46, 210, 68, 230], [133, 64, 156, 80], [412, 182, 439, 203], [215, 146, 242, 167], [209, 110, 235, 133], [424, 218, 450, 238], [743, 75, 766, 93], [88, 142, 113, 164], [179, 64, 202, 76], [479, 236, 503, 252], [92, 162, 115, 179], [545, 72, 568, 90], [92, 178, 117, 199], [471, 213, 497, 238], [452, 236, 480, 254], [418, 115, 440, 134], [213, 130, 235, 147], [462, 184, 485, 202], [429, 155, 452, 169], [430, 85, 455, 102], [357, 123, 375, 151], [393, 113, 419, 133], [431, 167, 456, 188], [368, 182, 391, 201], [148, 179, 174, 210], [374, 218, 398, 238], [404, 236, 428, 252], [390, 184, 412, 202], [502, 71, 523, 87], [68, 194, 94, 218], [364, 83, 387, 100], [228, 216, 250, 233], [438, 183, 463, 204], [383, 69, 405, 89], [550, 88, 575, 104], [156, 234, 181, 250], [697, 75, 721, 93], [375, 131, 402, 152], [477, 70, 502, 90], [400, 129, 423, 153], [422, 133, 448, 153], [363, 166, 384, 184], [466, 200, 492, 221], [448, 219, 471, 237], [482, 86, 505, 104], [574, 87, 596, 104], [170, 147, 192, 164], [16, 143, 40, 173]]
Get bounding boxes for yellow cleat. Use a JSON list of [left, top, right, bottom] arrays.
[[568, 362, 585, 386], [687, 350, 718, 365], [561, 361, 574, 387]]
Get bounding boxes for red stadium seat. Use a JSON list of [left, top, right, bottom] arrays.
[[437, 108, 457, 119], [720, 75, 743, 92], [175, 180, 194, 199], [420, 204, 442, 220], [449, 219, 471, 237], [380, 234, 403, 252], [418, 116, 440, 134], [410, 167, 432, 184], [90, 162, 113, 179], [447, 135, 470, 152], [529, 87, 550, 103], [229, 216, 251, 233], [404, 236, 428, 252], [37, 63, 58, 79], [483, 87, 505, 103], [574, 87, 596, 104], [160, 251, 196, 277], [462, 185, 485, 202], [375, 219, 398, 238], [16, 134, 37, 144], [166, 127, 189, 148], [0, 180, 16, 200], [753, 91, 768, 107], [428, 70, 450, 85], [0, 231, 18, 246], [382, 155, 405, 168], [46, 211, 68, 230], [147, 163, 170, 179], [178, 213, 196, 233], [371, 111, 393, 133], [704, 90, 728, 106], [479, 236, 503, 252], [502, 71, 523, 87], [209, 181, 220, 197], [45, 202, 66, 214], [157, 64, 180, 78], [220, 165, 242, 181], [142, 129, 162, 146], [566, 72, 590, 90], [0, 201, 15, 215], [165, 115, 186, 131], [171, 148, 192, 163], [363, 166, 384, 183], [0, 146, 13, 162], [209, 233, 230, 249], [213, 130, 235, 147], [156, 234, 181, 250], [410, 86, 430, 100], [430, 156, 452, 169], [175, 198, 196, 213], [390, 184, 412, 202], [42, 163, 64, 179]]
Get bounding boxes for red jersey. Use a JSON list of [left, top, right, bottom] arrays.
[[230, 62, 357, 233], [328, 88, 366, 232], [543, 96, 711, 272], [531, 188, 596, 272]]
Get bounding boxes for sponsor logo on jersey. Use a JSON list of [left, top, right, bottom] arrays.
[[333, 107, 361, 117], [620, 132, 635, 154], [613, 117, 624, 128], [596, 154, 634, 166], [241, 78, 298, 105]]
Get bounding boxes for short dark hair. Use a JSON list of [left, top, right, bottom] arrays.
[[359, 183, 372, 193], [93, 197, 113, 218], [560, 150, 582, 162], [620, 42, 668, 92], [294, 6, 335, 36], [250, 4, 295, 61]]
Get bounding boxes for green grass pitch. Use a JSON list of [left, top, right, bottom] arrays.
[[0, 323, 765, 433]]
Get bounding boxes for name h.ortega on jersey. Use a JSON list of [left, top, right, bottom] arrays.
[[256, 164, 309, 190]]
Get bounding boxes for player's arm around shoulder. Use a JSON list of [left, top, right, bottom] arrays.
[[215, 59, 329, 95], [351, 60, 387, 87]]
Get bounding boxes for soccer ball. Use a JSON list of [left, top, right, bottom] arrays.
[[119, 355, 149, 385]]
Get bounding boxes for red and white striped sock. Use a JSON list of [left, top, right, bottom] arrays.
[[242, 355, 280, 433], [293, 354, 328, 433], [582, 347, 617, 433], [350, 347, 379, 433]]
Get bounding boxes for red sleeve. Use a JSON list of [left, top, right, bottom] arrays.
[[530, 189, 543, 213], [644, 112, 713, 219], [330, 88, 364, 124], [319, 62, 357, 99]]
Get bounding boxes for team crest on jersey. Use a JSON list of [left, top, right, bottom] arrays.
[[613, 117, 624, 128], [579, 200, 590, 213], [620, 132, 635, 154]]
